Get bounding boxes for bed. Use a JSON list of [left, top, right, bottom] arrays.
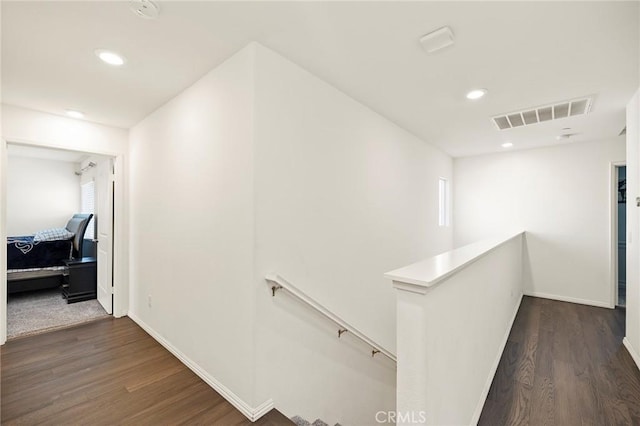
[[7, 214, 93, 294]]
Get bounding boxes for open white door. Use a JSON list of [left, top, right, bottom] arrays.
[[96, 159, 114, 314]]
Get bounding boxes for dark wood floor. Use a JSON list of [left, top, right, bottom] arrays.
[[6, 298, 639, 425], [480, 296, 640, 425], [1, 317, 292, 425]]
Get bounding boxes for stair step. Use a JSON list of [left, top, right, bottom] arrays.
[[291, 415, 339, 426], [291, 416, 311, 426]]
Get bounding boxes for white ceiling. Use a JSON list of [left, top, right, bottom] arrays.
[[2, 1, 638, 157]]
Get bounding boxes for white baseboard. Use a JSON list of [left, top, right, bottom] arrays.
[[524, 291, 612, 309], [128, 312, 273, 422], [470, 292, 524, 425], [624, 337, 640, 371]]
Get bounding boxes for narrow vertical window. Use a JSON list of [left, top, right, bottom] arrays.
[[438, 177, 449, 227], [81, 181, 96, 239]]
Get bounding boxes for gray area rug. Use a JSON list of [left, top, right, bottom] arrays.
[[7, 288, 109, 339]]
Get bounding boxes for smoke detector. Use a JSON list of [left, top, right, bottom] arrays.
[[491, 97, 593, 130], [129, 0, 159, 19]]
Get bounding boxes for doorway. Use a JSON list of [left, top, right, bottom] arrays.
[[4, 144, 115, 339], [617, 165, 627, 307]]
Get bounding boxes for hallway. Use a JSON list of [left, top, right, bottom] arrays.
[[0, 317, 292, 425], [3, 297, 640, 424], [480, 296, 640, 425]]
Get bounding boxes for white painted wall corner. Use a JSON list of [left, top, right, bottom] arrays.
[[523, 291, 613, 309], [127, 312, 273, 422], [624, 337, 640, 371]]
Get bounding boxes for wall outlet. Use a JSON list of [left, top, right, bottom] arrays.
[[148, 295, 152, 308]]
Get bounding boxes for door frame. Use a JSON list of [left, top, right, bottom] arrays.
[[611, 161, 627, 308], [0, 137, 128, 345]]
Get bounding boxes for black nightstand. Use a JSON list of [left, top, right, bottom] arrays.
[[62, 257, 97, 303]]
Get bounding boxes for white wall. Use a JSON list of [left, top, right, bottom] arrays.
[[128, 42, 453, 424], [6, 156, 80, 236], [625, 88, 640, 363], [128, 46, 257, 407], [454, 139, 625, 307], [2, 104, 128, 155], [252, 44, 452, 424], [395, 234, 523, 426]]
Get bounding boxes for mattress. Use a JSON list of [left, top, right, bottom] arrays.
[[7, 236, 73, 270]]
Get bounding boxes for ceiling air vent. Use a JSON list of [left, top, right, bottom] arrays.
[[491, 97, 593, 130]]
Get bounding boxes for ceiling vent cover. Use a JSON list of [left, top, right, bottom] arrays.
[[491, 97, 593, 130]]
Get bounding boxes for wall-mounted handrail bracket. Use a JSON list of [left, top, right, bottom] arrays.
[[265, 273, 397, 363], [372, 349, 380, 357], [271, 285, 282, 297]]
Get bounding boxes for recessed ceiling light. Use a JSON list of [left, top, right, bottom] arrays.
[[466, 88, 487, 100], [95, 49, 125, 66], [66, 110, 85, 119], [501, 142, 513, 148]]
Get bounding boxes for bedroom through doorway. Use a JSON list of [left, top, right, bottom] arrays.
[[5, 144, 115, 339]]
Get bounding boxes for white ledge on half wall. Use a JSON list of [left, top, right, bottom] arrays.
[[384, 231, 525, 295]]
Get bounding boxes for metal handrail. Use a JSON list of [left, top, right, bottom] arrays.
[[265, 273, 397, 362]]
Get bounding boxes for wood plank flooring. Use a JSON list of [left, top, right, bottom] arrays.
[[480, 296, 640, 425], [1, 317, 293, 425], [5, 297, 639, 425]]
